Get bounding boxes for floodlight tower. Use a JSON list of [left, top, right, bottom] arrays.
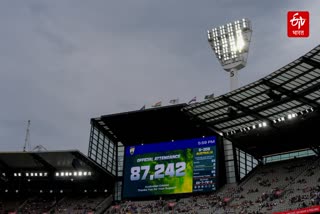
[[207, 18, 252, 91]]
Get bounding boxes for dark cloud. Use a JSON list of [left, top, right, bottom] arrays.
[[0, 0, 318, 153]]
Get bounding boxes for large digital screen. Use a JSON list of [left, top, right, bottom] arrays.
[[123, 136, 217, 198]]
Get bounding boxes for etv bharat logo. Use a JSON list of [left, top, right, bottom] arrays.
[[287, 11, 309, 37]]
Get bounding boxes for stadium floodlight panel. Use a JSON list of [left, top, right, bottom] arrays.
[[207, 18, 252, 71]]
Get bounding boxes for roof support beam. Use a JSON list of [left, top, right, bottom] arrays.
[[208, 78, 320, 127], [196, 66, 317, 120], [0, 159, 9, 170], [195, 63, 317, 118], [220, 96, 277, 129], [71, 151, 114, 178], [301, 56, 320, 68], [29, 153, 56, 172], [185, 61, 303, 112], [0, 158, 11, 181], [310, 146, 320, 156], [262, 79, 320, 109]]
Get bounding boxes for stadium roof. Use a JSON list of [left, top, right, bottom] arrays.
[[92, 104, 216, 146], [231, 109, 320, 158], [183, 45, 320, 157], [184, 45, 320, 134], [0, 150, 112, 177], [93, 45, 320, 158]]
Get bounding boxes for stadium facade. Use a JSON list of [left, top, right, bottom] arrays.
[[88, 45, 320, 203]]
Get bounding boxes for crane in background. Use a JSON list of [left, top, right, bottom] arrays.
[[23, 120, 31, 152], [22, 120, 48, 152]]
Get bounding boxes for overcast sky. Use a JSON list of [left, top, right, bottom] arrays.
[[0, 0, 319, 153]]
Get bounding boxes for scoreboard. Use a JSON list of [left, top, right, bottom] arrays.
[[123, 136, 217, 198]]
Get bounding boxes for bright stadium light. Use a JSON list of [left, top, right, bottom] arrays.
[[207, 18, 252, 91]]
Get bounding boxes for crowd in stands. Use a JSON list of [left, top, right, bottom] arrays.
[[53, 196, 105, 214], [107, 156, 320, 214], [20, 197, 56, 213], [108, 200, 166, 214], [0, 194, 107, 214], [0, 156, 320, 213]]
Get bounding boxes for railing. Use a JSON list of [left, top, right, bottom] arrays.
[[95, 195, 113, 214]]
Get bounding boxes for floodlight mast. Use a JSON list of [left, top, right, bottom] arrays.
[[207, 18, 252, 91]]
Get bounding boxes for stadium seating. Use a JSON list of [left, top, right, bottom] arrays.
[[0, 197, 25, 214], [107, 156, 320, 214], [108, 200, 166, 214], [0, 156, 319, 213], [53, 195, 105, 213], [19, 196, 56, 214], [0, 194, 108, 214]]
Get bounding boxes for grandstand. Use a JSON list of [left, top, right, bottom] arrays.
[[88, 45, 320, 214], [0, 151, 113, 213], [1, 44, 320, 214]]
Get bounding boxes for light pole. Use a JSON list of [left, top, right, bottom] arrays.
[[207, 18, 252, 91]]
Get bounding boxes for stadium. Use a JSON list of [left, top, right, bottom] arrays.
[[0, 42, 320, 213], [1, 2, 320, 214]]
